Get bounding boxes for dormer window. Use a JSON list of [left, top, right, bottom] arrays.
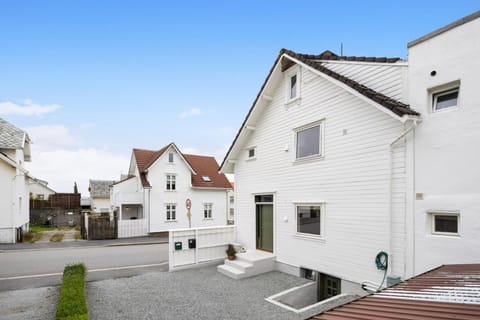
[[201, 175, 211, 182], [168, 153, 174, 163]]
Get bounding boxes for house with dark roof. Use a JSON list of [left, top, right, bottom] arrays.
[[0, 118, 32, 243], [88, 179, 116, 214], [111, 143, 232, 237], [217, 9, 480, 313]]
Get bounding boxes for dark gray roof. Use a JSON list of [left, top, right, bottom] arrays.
[[0, 118, 29, 149], [89, 179, 116, 198]]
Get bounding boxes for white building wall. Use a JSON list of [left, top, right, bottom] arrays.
[[321, 61, 408, 103], [234, 65, 407, 286], [148, 149, 227, 232], [29, 182, 55, 199], [408, 16, 480, 274], [91, 198, 111, 213], [0, 160, 15, 242]]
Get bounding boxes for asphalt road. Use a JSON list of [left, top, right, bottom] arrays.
[[0, 243, 169, 291]]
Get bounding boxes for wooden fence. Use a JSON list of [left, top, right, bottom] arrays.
[[86, 215, 118, 240], [30, 193, 81, 209]]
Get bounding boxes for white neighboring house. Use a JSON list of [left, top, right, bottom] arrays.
[[111, 143, 232, 238], [29, 178, 55, 200], [407, 11, 480, 275], [218, 11, 480, 298], [0, 118, 32, 243], [89, 180, 115, 214]]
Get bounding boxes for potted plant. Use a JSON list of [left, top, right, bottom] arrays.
[[226, 244, 237, 260]]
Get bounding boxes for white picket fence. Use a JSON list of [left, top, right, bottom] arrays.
[[169, 225, 235, 271]]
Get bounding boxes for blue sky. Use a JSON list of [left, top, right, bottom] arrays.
[[0, 1, 478, 194]]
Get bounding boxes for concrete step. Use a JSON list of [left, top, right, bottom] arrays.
[[218, 250, 276, 279], [217, 264, 247, 280], [225, 259, 253, 272]]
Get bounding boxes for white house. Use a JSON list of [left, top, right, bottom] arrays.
[[0, 118, 32, 243], [111, 143, 232, 238], [89, 179, 116, 214], [407, 11, 480, 275], [218, 11, 480, 302], [29, 178, 55, 200]]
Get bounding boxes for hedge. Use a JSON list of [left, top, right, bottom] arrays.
[[56, 263, 89, 320]]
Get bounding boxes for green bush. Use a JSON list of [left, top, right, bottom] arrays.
[[56, 263, 89, 320]]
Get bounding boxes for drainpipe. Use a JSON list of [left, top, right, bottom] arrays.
[[388, 119, 417, 278]]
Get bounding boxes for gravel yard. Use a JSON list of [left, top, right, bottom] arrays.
[[0, 286, 59, 320], [87, 266, 310, 320]]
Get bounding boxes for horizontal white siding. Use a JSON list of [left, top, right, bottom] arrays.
[[320, 61, 407, 103], [234, 66, 406, 285]]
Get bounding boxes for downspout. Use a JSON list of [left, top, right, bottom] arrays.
[[388, 119, 418, 278]]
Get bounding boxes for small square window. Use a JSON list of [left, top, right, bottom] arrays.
[[168, 153, 174, 163], [296, 122, 323, 159], [433, 88, 459, 112], [297, 205, 321, 236], [201, 175, 211, 182], [432, 213, 459, 235], [248, 148, 255, 159]]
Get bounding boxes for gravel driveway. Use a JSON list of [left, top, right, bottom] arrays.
[[0, 286, 59, 320], [87, 266, 310, 320]]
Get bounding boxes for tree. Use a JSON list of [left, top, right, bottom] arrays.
[[74, 182, 78, 194]]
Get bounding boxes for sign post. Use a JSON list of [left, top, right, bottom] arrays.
[[186, 198, 192, 228]]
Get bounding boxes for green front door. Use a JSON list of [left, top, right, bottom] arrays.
[[255, 195, 273, 252]]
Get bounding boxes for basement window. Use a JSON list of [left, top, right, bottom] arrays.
[[431, 212, 459, 235]]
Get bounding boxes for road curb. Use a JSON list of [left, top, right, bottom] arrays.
[[105, 241, 168, 247]]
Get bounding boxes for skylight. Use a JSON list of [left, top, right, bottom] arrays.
[[201, 175, 211, 182]]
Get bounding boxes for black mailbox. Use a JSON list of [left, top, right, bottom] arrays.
[[174, 241, 182, 251], [188, 239, 196, 249]]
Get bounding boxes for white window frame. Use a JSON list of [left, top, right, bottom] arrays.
[[203, 203, 213, 219], [429, 211, 460, 236], [432, 87, 459, 113], [294, 202, 325, 240], [166, 174, 176, 191], [165, 203, 177, 222], [201, 175, 211, 182], [294, 120, 324, 161], [168, 152, 174, 163], [285, 66, 301, 104]]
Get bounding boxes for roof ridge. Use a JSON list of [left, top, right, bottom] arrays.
[[289, 49, 402, 63], [282, 49, 419, 117]]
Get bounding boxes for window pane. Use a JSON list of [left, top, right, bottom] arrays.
[[248, 148, 255, 158], [435, 90, 458, 110], [255, 195, 273, 203], [168, 153, 174, 162], [435, 215, 458, 233], [297, 126, 320, 158], [290, 75, 297, 99], [297, 206, 321, 235]]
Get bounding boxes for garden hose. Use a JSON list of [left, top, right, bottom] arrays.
[[375, 251, 388, 291]]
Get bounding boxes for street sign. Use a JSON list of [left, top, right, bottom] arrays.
[[186, 198, 192, 210]]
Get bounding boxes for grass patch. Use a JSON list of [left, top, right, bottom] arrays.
[[50, 233, 64, 242], [56, 263, 89, 320], [23, 232, 43, 243], [30, 225, 56, 233], [74, 231, 81, 241]]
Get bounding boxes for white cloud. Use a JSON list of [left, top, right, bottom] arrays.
[[0, 100, 61, 117], [25, 125, 75, 151], [25, 148, 129, 195], [179, 108, 203, 118]]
